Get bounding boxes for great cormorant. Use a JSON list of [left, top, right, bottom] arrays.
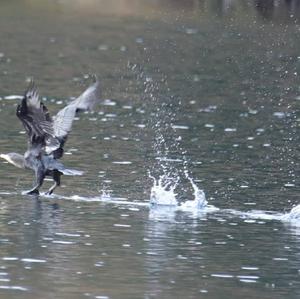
[[0, 77, 101, 195]]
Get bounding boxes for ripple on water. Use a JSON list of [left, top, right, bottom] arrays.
[[55, 232, 81, 237], [2, 257, 18, 261], [4, 95, 23, 100], [102, 99, 116, 106], [171, 124, 189, 130], [198, 105, 217, 113], [52, 240, 76, 245], [0, 286, 28, 291], [239, 279, 258, 283], [21, 258, 46, 263], [211, 273, 259, 284], [112, 161, 132, 165], [241, 266, 259, 271], [237, 275, 259, 280], [224, 128, 237, 132], [113, 224, 131, 228], [211, 274, 234, 278], [94, 261, 105, 267]]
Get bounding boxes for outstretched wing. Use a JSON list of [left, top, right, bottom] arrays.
[[53, 104, 77, 142], [68, 76, 101, 112], [53, 77, 101, 139], [16, 80, 60, 150], [52, 77, 101, 153]]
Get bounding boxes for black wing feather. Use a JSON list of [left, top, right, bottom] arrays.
[[16, 80, 59, 150]]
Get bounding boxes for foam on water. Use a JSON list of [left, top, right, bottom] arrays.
[[223, 209, 284, 221], [4, 95, 23, 100], [2, 190, 300, 225], [45, 192, 149, 207], [221, 204, 300, 225], [38, 192, 300, 226]]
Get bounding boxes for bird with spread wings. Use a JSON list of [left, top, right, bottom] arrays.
[[0, 77, 101, 195]]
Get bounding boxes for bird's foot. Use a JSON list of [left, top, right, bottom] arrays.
[[45, 190, 53, 196], [22, 189, 40, 195]]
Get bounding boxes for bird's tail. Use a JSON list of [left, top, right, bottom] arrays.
[[60, 168, 84, 176]]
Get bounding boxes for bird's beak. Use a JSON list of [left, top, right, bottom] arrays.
[[0, 154, 8, 161]]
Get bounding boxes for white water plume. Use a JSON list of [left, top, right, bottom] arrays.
[[281, 205, 300, 222], [149, 174, 178, 206], [149, 171, 213, 213], [136, 67, 209, 211], [181, 170, 207, 210]]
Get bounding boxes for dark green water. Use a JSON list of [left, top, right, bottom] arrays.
[[0, 1, 300, 298]]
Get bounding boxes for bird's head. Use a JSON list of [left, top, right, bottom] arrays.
[[0, 153, 25, 169]]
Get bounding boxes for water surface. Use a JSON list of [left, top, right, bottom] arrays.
[[0, 1, 300, 298]]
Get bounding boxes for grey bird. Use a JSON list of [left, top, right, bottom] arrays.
[[0, 77, 101, 195]]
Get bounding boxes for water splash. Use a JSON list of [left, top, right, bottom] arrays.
[[131, 66, 211, 212], [281, 204, 300, 222], [149, 171, 213, 213], [149, 174, 178, 206], [181, 170, 207, 210]]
